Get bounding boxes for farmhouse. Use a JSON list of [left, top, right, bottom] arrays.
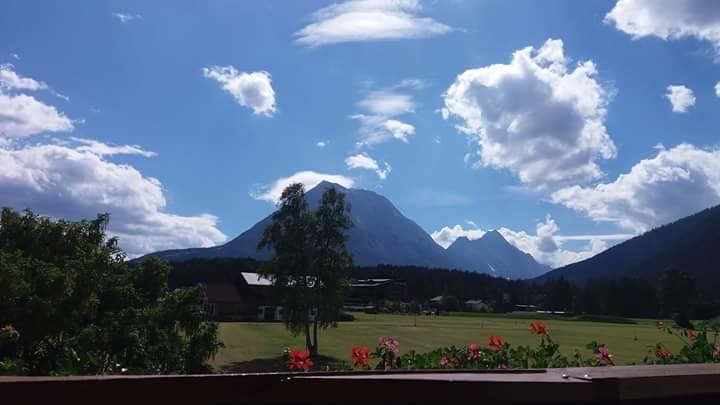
[[344, 278, 408, 310], [201, 272, 281, 321]]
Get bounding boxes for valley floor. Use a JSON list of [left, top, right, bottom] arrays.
[[212, 312, 683, 372]]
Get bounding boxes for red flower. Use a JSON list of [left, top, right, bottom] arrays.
[[488, 335, 504, 350], [655, 320, 663, 329], [467, 343, 483, 360], [529, 322, 549, 336], [288, 348, 314, 372], [687, 329, 695, 341], [351, 346, 371, 368], [655, 346, 671, 360]]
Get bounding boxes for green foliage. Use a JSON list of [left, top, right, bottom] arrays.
[[0, 208, 222, 375], [659, 268, 697, 327], [644, 323, 720, 365], [258, 184, 353, 355]]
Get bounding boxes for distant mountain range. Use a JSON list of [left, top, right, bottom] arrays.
[[145, 181, 548, 279], [448, 231, 550, 279], [539, 204, 720, 288]]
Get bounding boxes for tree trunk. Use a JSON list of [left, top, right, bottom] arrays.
[[304, 323, 312, 353], [311, 318, 318, 355]]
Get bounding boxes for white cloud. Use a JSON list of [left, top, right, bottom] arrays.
[[316, 141, 327, 148], [442, 39, 616, 188], [202, 66, 276, 116], [431, 216, 628, 267], [666, 85, 696, 113], [0, 140, 227, 257], [552, 143, 720, 233], [70, 137, 157, 158], [250, 171, 354, 203], [0, 65, 74, 140], [345, 152, 392, 179], [113, 13, 141, 23], [430, 224, 485, 249], [715, 81, 720, 97], [358, 90, 415, 116], [295, 0, 452, 47], [605, 0, 720, 52], [0, 64, 47, 91], [10, 54, 20, 60], [353, 80, 419, 147]]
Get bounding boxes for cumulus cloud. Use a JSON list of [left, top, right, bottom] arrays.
[[353, 80, 419, 147], [552, 143, 720, 233], [605, 0, 720, 52], [295, 0, 452, 47], [0, 140, 227, 257], [0, 64, 47, 91], [345, 152, 392, 179], [715, 81, 720, 97], [431, 216, 630, 267], [203, 66, 276, 116], [666, 85, 696, 112], [113, 13, 141, 23], [316, 141, 327, 148], [0, 65, 226, 257], [442, 39, 616, 188], [0, 65, 73, 139], [250, 171, 354, 204]]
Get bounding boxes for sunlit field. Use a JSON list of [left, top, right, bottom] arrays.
[[213, 312, 683, 372]]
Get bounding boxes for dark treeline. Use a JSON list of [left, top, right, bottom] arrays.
[[168, 258, 720, 320]]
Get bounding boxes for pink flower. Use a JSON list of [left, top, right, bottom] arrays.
[[378, 336, 400, 354], [595, 345, 615, 366], [686, 329, 695, 342], [655, 320, 663, 329], [439, 357, 449, 368], [468, 343, 483, 360], [714, 345, 720, 357]]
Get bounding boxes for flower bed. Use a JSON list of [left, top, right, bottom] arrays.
[[285, 321, 720, 372]]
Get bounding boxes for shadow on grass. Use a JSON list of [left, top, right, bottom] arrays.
[[217, 354, 344, 373]]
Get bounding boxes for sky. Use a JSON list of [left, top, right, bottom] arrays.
[[2, 0, 720, 267]]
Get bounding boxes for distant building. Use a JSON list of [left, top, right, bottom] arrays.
[[345, 278, 408, 311], [464, 299, 490, 312], [201, 272, 280, 321]]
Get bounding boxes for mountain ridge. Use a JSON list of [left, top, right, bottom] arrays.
[[144, 181, 548, 278]]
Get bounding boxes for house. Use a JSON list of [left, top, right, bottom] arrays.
[[464, 299, 490, 312], [201, 272, 280, 321], [201, 283, 246, 321], [345, 278, 408, 311]]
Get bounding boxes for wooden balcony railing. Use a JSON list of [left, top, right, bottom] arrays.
[[1, 364, 719, 404]]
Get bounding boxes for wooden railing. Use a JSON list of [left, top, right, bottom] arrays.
[[1, 364, 719, 404]]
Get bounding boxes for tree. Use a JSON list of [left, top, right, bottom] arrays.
[[659, 267, 696, 327], [0, 208, 222, 375], [258, 184, 352, 355]]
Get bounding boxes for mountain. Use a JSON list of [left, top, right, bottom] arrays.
[[145, 181, 550, 278], [446, 231, 550, 279], [539, 204, 720, 288], [147, 181, 453, 268]]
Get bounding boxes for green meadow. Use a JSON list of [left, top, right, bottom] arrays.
[[213, 312, 683, 372]]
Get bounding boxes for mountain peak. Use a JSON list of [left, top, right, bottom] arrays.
[[481, 229, 506, 243], [313, 180, 348, 191]]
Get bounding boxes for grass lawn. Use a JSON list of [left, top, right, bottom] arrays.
[[212, 312, 685, 372]]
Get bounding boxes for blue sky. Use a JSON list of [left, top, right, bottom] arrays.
[[2, 0, 720, 267]]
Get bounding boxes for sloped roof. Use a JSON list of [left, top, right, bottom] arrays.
[[241, 272, 273, 286]]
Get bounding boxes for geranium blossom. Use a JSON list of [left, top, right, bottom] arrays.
[[351, 346, 371, 368], [655, 346, 671, 360], [655, 320, 663, 329], [467, 343, 483, 360], [686, 329, 695, 341], [530, 322, 549, 336], [439, 357, 449, 368], [595, 345, 614, 366], [488, 335, 504, 350], [378, 336, 400, 355], [287, 348, 314, 372]]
